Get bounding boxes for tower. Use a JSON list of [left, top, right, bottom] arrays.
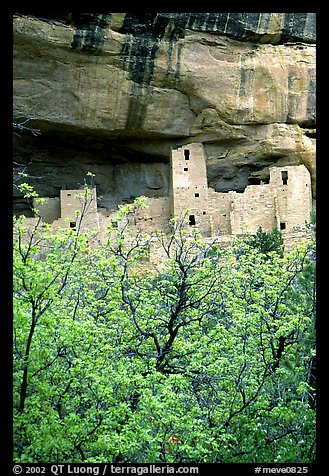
[[270, 165, 312, 231], [170, 143, 211, 236]]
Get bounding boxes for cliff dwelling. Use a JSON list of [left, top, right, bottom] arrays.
[[13, 13, 316, 256], [30, 142, 312, 252]]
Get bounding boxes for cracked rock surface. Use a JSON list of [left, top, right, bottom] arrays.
[[13, 13, 316, 215]]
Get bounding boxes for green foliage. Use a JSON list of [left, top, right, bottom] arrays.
[[13, 195, 316, 463], [247, 227, 284, 257]]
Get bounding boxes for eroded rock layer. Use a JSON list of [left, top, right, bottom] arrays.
[[13, 13, 316, 215]]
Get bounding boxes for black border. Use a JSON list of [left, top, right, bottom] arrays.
[[6, 4, 323, 474]]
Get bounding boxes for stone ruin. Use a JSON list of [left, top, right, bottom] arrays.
[[30, 143, 313, 253], [169, 143, 312, 238]]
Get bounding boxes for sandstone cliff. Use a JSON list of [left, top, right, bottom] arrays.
[[13, 13, 316, 215]]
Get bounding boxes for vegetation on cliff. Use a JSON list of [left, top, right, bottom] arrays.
[[13, 188, 316, 463]]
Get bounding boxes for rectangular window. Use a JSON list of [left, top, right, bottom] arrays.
[[281, 171, 288, 185], [184, 150, 190, 160], [249, 178, 261, 185], [280, 222, 286, 230], [195, 193, 200, 197], [184, 167, 188, 172], [189, 215, 196, 226], [70, 221, 76, 229]]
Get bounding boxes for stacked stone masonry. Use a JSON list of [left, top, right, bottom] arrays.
[[31, 142, 313, 252]]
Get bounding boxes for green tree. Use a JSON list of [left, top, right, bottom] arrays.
[[247, 227, 284, 257], [13, 193, 316, 463]]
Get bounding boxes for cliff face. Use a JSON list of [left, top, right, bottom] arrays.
[[13, 13, 316, 215]]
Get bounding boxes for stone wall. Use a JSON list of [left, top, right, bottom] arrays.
[[13, 13, 316, 218], [270, 165, 312, 230], [28, 143, 312, 252], [229, 186, 276, 234], [170, 143, 312, 237], [170, 143, 211, 236], [207, 189, 232, 235], [34, 188, 100, 233], [136, 197, 171, 234], [282, 228, 313, 253]]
